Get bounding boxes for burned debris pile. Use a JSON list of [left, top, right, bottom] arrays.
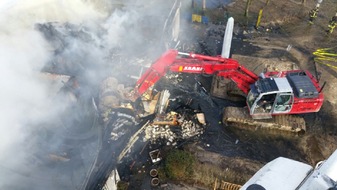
[[32, 18, 222, 189]]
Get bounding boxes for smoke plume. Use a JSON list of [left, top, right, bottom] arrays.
[[0, 0, 186, 189]]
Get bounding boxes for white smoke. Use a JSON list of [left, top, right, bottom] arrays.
[[0, 0, 105, 189], [0, 0, 185, 189]]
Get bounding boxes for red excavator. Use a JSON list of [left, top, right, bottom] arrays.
[[130, 49, 324, 134]]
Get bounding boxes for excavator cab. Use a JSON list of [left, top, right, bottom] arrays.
[[248, 91, 294, 119], [247, 77, 295, 119], [246, 70, 323, 120]]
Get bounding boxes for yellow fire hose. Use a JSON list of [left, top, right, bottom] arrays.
[[313, 47, 337, 70]]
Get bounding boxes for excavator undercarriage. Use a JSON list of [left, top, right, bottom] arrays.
[[223, 106, 306, 135]]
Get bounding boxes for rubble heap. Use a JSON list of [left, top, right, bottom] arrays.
[[144, 111, 206, 145]]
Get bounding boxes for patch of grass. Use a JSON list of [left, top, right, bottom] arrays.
[[164, 149, 196, 181], [162, 147, 259, 189], [192, 161, 248, 188]]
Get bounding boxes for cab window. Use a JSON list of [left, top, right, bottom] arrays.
[[274, 94, 293, 112], [254, 93, 277, 114]]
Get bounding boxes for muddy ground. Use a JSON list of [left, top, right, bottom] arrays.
[[156, 0, 337, 189]]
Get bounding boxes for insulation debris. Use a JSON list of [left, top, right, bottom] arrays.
[[144, 111, 205, 144]]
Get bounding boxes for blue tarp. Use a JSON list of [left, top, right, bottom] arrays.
[[202, 16, 209, 24]]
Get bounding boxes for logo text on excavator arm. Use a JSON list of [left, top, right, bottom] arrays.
[[182, 66, 203, 71]]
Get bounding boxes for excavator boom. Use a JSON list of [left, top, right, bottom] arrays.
[[133, 49, 258, 98]]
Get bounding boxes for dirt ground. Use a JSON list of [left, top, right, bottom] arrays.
[[228, 0, 337, 160], [176, 0, 337, 188]]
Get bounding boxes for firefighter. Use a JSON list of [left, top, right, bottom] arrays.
[[327, 13, 337, 34], [309, 7, 319, 24], [309, 0, 323, 24]]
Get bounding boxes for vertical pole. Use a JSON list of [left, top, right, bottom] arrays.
[[202, 0, 206, 14], [256, 9, 263, 28], [302, 0, 306, 4], [244, 0, 252, 17], [221, 17, 234, 58]]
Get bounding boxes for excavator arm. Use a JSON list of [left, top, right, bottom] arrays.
[[134, 50, 179, 97], [132, 49, 259, 99]]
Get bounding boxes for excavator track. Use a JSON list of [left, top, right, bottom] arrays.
[[223, 107, 306, 136]]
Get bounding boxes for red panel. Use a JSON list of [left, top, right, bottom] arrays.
[[265, 70, 324, 114], [288, 95, 324, 114], [134, 50, 178, 96]]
